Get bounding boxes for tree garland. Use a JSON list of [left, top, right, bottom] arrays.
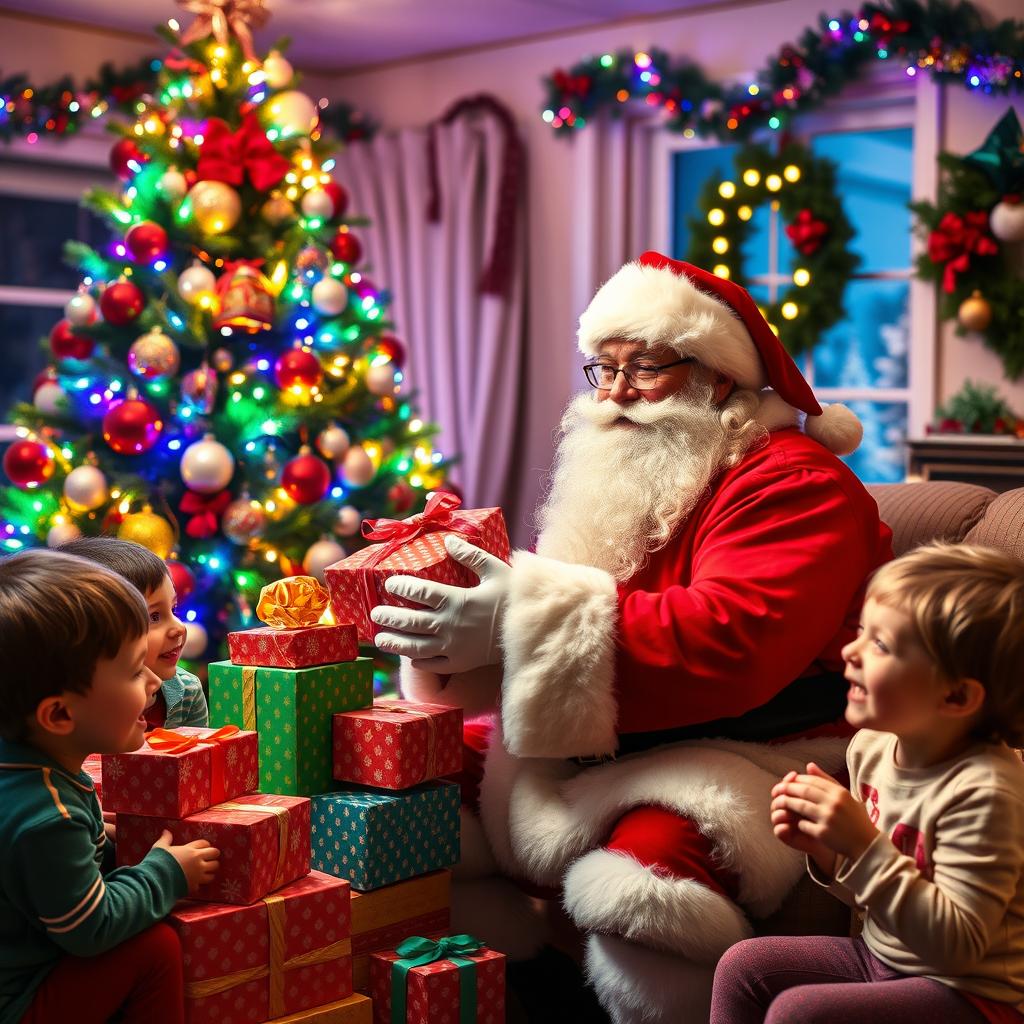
[[686, 140, 859, 355], [541, 0, 1024, 140]]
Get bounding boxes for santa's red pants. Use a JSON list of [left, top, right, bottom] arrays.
[[456, 720, 742, 903]]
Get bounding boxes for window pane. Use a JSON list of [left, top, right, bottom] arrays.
[[842, 400, 907, 484], [811, 127, 913, 274], [0, 304, 60, 420], [813, 278, 909, 389], [0, 195, 110, 289]]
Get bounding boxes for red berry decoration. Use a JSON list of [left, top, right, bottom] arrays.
[[374, 334, 407, 368], [274, 348, 323, 390], [282, 451, 331, 504], [125, 221, 168, 263], [321, 180, 349, 219], [100, 281, 146, 326], [3, 439, 55, 488], [388, 480, 415, 513], [102, 398, 163, 455], [49, 319, 94, 361], [329, 230, 362, 266], [165, 558, 196, 602], [109, 137, 148, 181]]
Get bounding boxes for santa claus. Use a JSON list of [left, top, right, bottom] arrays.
[[370, 251, 894, 1023]]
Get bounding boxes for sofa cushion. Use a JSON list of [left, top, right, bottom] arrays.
[[964, 487, 1024, 561]]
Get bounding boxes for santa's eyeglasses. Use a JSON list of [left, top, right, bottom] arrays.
[[583, 357, 694, 391]]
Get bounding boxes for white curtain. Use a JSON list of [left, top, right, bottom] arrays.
[[333, 97, 526, 515]]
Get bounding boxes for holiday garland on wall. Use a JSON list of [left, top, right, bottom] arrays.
[[540, 0, 1023, 140]]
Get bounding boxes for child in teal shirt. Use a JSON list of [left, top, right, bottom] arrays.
[[0, 549, 220, 1024]]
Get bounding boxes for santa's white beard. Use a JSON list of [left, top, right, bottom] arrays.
[[535, 383, 764, 581]]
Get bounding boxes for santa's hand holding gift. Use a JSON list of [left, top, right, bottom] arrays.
[[370, 252, 893, 1024]]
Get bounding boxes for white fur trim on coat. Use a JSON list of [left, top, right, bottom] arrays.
[[563, 848, 751, 961], [577, 260, 767, 391], [399, 660, 501, 717], [500, 550, 619, 758]]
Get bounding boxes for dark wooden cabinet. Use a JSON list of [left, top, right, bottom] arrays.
[[906, 436, 1024, 493]]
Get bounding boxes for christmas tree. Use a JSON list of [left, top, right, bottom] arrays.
[[0, 8, 449, 678]]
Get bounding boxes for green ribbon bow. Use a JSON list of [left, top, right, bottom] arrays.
[[391, 934, 482, 1023]]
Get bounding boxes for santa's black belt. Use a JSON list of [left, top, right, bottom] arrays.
[[569, 669, 848, 768]]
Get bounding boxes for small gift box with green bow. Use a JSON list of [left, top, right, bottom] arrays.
[[368, 935, 505, 1024]]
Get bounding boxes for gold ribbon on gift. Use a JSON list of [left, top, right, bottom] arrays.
[[241, 667, 258, 731], [257, 576, 330, 629], [373, 701, 438, 782], [184, 892, 352, 1016], [217, 800, 292, 891]]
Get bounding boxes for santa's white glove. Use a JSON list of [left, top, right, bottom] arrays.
[[369, 535, 510, 674]]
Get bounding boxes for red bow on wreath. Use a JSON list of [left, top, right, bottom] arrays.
[[196, 112, 290, 192], [926, 211, 999, 293], [552, 69, 592, 97], [180, 488, 232, 539], [785, 209, 829, 255]]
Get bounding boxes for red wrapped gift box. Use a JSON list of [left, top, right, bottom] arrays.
[[117, 793, 311, 905], [83, 753, 103, 800], [332, 701, 463, 790], [369, 939, 505, 1024], [170, 870, 352, 1024], [228, 623, 359, 669], [102, 726, 259, 818], [324, 493, 509, 643]]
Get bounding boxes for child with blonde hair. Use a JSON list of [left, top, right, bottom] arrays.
[[712, 542, 1024, 1023]]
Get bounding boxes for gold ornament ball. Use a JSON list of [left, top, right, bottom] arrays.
[[957, 291, 992, 332], [221, 498, 267, 544], [186, 180, 242, 235], [261, 195, 296, 226], [118, 509, 175, 559], [264, 90, 319, 138], [128, 329, 180, 380], [262, 51, 294, 89]]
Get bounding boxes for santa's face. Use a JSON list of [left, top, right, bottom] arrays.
[[593, 339, 735, 407]]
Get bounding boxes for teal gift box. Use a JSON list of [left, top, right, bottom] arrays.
[[310, 781, 460, 891], [208, 658, 373, 796]]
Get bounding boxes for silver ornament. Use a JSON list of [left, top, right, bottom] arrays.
[[63, 464, 108, 511], [47, 521, 82, 548], [64, 293, 97, 327], [311, 277, 348, 316], [128, 329, 180, 380], [302, 538, 346, 580], [365, 363, 398, 396], [221, 497, 267, 544], [335, 505, 362, 537], [341, 445, 375, 487], [180, 434, 235, 494], [316, 423, 350, 460], [178, 263, 218, 304], [34, 381, 67, 416]]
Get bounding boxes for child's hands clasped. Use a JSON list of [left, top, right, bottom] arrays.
[[771, 762, 879, 871], [152, 829, 220, 893]]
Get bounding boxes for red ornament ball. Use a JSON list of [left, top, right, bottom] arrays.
[[274, 348, 323, 390], [321, 180, 349, 220], [282, 453, 331, 504], [388, 480, 415, 513], [3, 439, 55, 488], [109, 138, 148, 181], [100, 281, 146, 326], [329, 230, 362, 266], [165, 559, 196, 602], [374, 334, 407, 368], [125, 221, 168, 263], [102, 398, 163, 455], [49, 319, 94, 361]]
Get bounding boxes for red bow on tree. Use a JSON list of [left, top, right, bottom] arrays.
[[552, 69, 593, 97], [926, 211, 999, 293], [786, 209, 829, 255], [180, 488, 232, 539], [196, 112, 290, 192]]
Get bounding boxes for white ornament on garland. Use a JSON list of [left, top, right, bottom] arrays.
[[302, 537, 347, 581], [311, 278, 348, 316], [990, 197, 1024, 243], [180, 434, 235, 493]]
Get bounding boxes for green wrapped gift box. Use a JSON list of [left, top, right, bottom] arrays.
[[208, 658, 373, 796], [311, 781, 460, 891]]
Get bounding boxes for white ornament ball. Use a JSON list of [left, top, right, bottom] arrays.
[[34, 381, 68, 416], [128, 329, 180, 380], [47, 521, 82, 548], [301, 188, 335, 221], [157, 169, 188, 201], [63, 464, 108, 511], [181, 621, 208, 659], [186, 180, 242, 234], [64, 293, 97, 327], [342, 445, 375, 487], [335, 505, 362, 537], [180, 434, 235, 494], [311, 278, 349, 316], [303, 538, 347, 581], [990, 199, 1024, 243], [262, 51, 294, 89], [178, 263, 218, 303], [264, 90, 318, 138], [316, 424, 350, 460], [366, 363, 398, 396]]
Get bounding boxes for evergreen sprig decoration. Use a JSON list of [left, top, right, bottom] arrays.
[[685, 140, 859, 356], [930, 379, 1024, 435], [541, 0, 1024, 140]]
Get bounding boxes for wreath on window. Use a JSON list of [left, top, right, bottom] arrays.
[[910, 109, 1024, 380], [685, 139, 860, 356]]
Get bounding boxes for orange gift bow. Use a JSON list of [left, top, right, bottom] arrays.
[[257, 575, 330, 629], [145, 725, 242, 804]]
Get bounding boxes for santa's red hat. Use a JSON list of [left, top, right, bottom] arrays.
[[577, 251, 862, 455]]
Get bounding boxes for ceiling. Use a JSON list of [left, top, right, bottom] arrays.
[[1, 0, 717, 71]]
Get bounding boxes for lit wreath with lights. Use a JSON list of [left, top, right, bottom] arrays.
[[685, 139, 859, 355]]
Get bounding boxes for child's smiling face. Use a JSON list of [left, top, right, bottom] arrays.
[[145, 574, 187, 681]]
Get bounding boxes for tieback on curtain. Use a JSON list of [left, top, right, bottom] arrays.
[[425, 94, 524, 298]]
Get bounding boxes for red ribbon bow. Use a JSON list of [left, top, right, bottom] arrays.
[[926, 211, 999, 293], [361, 491, 481, 547], [180, 488, 232, 539], [146, 725, 241, 806], [785, 208, 830, 255], [196, 112, 290, 192]]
